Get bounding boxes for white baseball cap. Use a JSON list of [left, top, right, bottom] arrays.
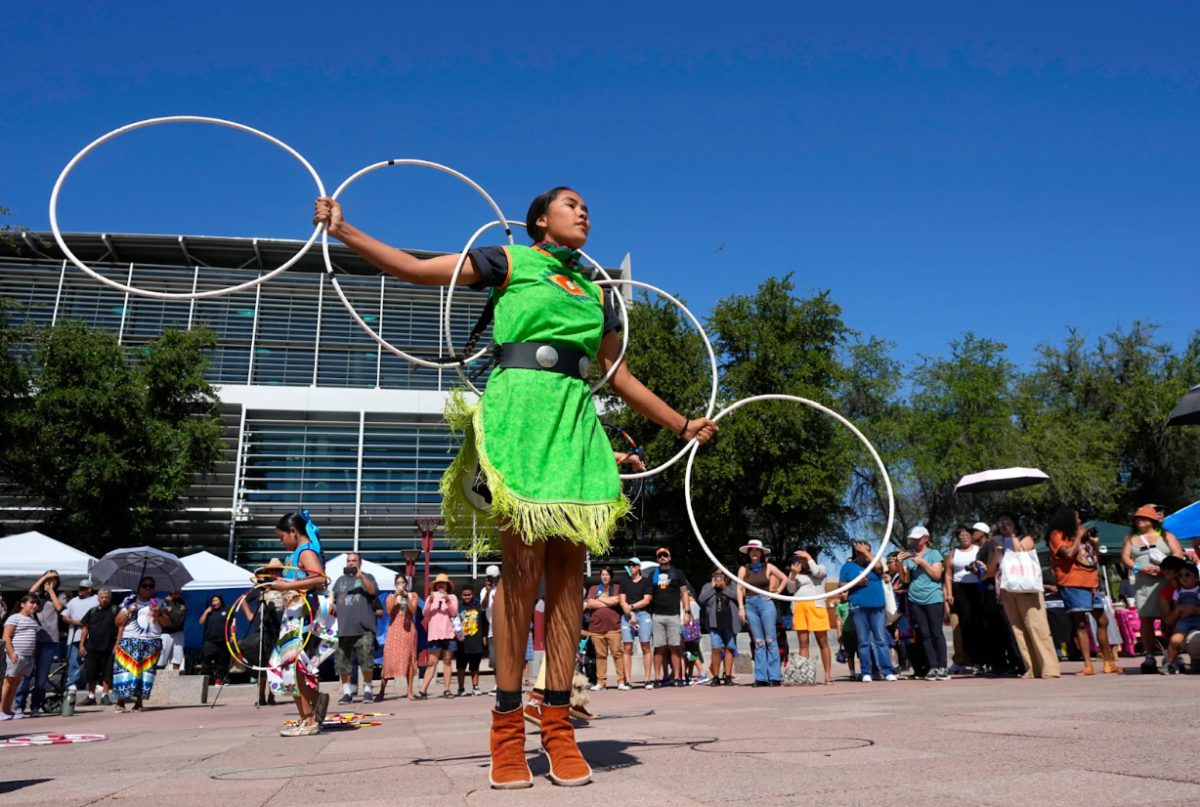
[[485, 565, 500, 577], [907, 526, 930, 540], [971, 522, 991, 534]]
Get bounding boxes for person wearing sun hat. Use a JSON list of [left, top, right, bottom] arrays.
[[418, 574, 459, 698], [736, 539, 787, 686], [1121, 504, 1185, 673]]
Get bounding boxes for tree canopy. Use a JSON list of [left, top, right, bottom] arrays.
[[599, 278, 1200, 572], [0, 314, 225, 555]]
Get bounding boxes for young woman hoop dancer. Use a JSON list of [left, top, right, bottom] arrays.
[[314, 187, 717, 788], [268, 512, 337, 736]]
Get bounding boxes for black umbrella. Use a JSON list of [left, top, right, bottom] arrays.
[[89, 546, 193, 593], [1167, 385, 1200, 427]]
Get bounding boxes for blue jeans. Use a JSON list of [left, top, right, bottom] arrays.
[[851, 606, 895, 677], [15, 642, 59, 712], [67, 644, 83, 689], [743, 595, 781, 683]]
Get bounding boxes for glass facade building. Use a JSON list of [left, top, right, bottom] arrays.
[[0, 231, 626, 573]]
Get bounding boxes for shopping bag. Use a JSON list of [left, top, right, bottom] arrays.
[[999, 548, 1042, 593], [782, 652, 817, 686]]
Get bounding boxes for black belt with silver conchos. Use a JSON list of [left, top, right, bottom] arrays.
[[496, 342, 592, 380]]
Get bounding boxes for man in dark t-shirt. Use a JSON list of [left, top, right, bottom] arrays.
[[78, 589, 117, 705], [456, 585, 486, 696], [332, 553, 379, 704], [648, 548, 692, 688]]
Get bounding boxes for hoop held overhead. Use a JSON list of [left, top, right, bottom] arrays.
[[49, 116, 326, 300], [320, 160, 513, 370], [683, 394, 896, 603]]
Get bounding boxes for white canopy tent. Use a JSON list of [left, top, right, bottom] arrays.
[[0, 531, 98, 591], [180, 551, 252, 590], [325, 553, 399, 592]]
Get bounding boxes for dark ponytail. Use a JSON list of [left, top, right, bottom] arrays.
[[276, 512, 307, 534], [525, 186, 575, 243]]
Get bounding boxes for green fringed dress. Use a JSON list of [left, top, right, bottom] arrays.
[[440, 242, 629, 555]]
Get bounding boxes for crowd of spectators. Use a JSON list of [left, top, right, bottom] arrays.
[[3, 502, 1198, 719]]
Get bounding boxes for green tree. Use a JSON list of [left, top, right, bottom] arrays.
[[0, 319, 225, 555]]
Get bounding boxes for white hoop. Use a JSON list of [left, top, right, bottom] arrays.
[[442, 222, 629, 397], [684, 394, 896, 603], [49, 116, 325, 300], [594, 279, 717, 480], [321, 160, 513, 369]]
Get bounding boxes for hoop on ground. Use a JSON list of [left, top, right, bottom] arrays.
[[683, 394, 895, 603], [320, 160, 513, 370], [6, 734, 108, 745], [443, 221, 629, 396], [594, 279, 717, 480], [49, 116, 325, 300]]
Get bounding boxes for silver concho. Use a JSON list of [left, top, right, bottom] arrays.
[[578, 356, 591, 378], [535, 345, 559, 368]]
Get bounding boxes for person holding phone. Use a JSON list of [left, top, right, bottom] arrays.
[[838, 541, 896, 682], [787, 547, 833, 685], [381, 574, 419, 700], [1048, 508, 1121, 676], [899, 527, 948, 680], [332, 552, 379, 704], [698, 566, 741, 686], [13, 570, 64, 718], [113, 576, 168, 712]]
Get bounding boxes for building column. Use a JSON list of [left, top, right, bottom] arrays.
[[353, 410, 366, 552]]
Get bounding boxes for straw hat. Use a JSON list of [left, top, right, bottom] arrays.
[[1132, 505, 1162, 524], [430, 573, 455, 593]]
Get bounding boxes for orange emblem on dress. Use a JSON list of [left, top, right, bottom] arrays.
[[547, 274, 589, 297]]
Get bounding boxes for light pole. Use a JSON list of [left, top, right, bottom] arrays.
[[414, 516, 442, 597]]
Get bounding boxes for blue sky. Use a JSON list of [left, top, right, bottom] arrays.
[[3, 1, 1198, 370]]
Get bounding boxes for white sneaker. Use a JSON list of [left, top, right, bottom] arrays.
[[13, 711, 25, 719], [885, 674, 898, 681], [861, 675, 873, 683], [617, 683, 632, 691], [68, 684, 78, 693], [0, 712, 13, 721], [589, 684, 604, 692]]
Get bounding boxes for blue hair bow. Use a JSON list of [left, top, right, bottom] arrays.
[[300, 510, 323, 556]]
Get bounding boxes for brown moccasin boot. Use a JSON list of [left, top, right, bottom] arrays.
[[540, 704, 592, 786], [489, 708, 532, 789]]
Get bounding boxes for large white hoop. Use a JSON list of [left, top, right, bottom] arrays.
[[48, 116, 326, 300], [684, 394, 896, 603], [594, 279, 717, 480], [321, 160, 513, 369], [442, 222, 629, 397]]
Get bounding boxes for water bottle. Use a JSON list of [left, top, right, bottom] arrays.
[[61, 689, 76, 717]]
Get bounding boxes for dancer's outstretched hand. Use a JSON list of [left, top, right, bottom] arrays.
[[313, 197, 345, 238], [683, 417, 719, 445]]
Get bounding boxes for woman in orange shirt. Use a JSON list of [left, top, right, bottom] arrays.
[[1046, 508, 1120, 676]]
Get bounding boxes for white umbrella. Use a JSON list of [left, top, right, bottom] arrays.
[[954, 467, 1050, 494]]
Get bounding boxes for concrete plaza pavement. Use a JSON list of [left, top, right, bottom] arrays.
[[2, 661, 1198, 807]]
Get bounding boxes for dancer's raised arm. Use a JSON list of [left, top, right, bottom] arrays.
[[597, 329, 718, 444], [314, 197, 483, 287]]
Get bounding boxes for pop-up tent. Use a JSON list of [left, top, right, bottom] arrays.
[[179, 551, 253, 650], [0, 531, 97, 591]]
